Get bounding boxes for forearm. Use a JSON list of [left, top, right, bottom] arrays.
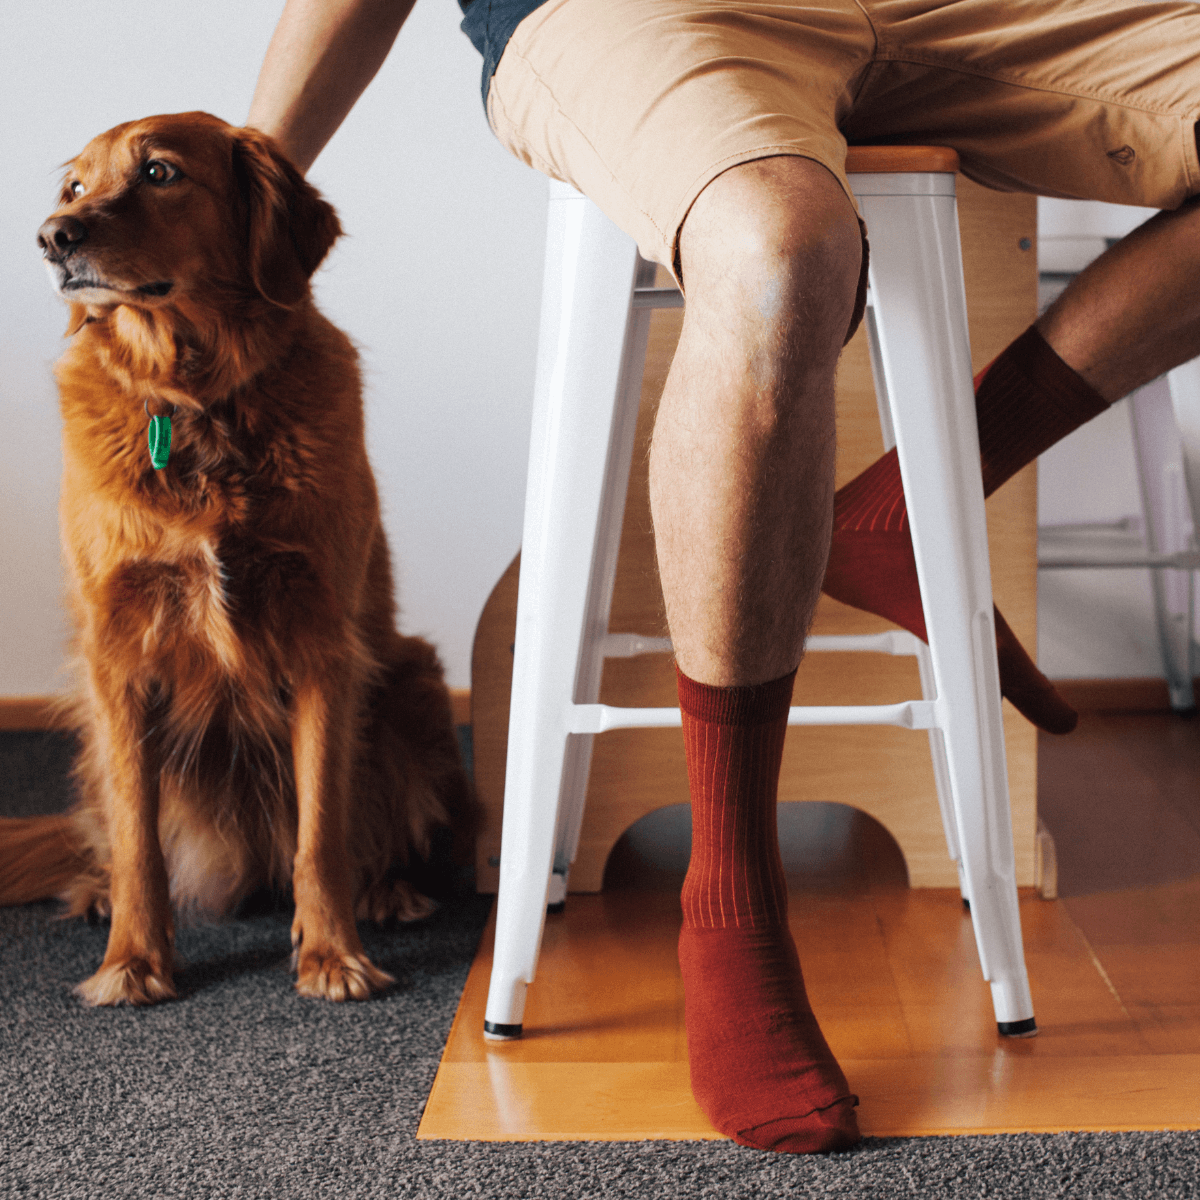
[[248, 0, 417, 174]]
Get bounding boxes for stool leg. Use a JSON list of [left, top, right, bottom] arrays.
[[864, 298, 969, 905], [484, 187, 641, 1037], [914, 642, 970, 905], [855, 179, 1036, 1035], [548, 257, 658, 907]]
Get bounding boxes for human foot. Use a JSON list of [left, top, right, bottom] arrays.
[[677, 669, 860, 1154], [679, 924, 859, 1152]]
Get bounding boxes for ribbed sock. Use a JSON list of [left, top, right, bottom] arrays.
[[822, 326, 1108, 734], [676, 667, 860, 1154]]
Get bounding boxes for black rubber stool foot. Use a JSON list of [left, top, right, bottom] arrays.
[[547, 901, 566, 914], [997, 1017, 1038, 1038], [484, 1021, 523, 1039]]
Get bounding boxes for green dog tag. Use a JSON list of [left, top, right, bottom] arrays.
[[148, 414, 172, 470]]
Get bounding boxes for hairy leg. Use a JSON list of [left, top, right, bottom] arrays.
[[651, 157, 861, 687], [651, 156, 863, 1152], [1038, 194, 1200, 400]]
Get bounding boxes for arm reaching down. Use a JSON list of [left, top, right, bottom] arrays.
[[248, 0, 417, 174]]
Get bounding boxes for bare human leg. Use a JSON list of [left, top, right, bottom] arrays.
[[1038, 195, 1200, 401], [650, 155, 863, 1152]]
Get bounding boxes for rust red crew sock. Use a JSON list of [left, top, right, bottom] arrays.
[[676, 667, 859, 1154], [822, 325, 1109, 734]]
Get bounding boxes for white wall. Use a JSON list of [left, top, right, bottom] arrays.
[[0, 0, 546, 694]]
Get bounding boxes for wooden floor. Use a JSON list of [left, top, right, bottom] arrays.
[[419, 711, 1200, 1141]]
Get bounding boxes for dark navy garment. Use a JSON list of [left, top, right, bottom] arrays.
[[459, 0, 550, 103]]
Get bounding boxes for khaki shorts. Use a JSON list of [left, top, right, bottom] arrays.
[[487, 0, 1200, 285]]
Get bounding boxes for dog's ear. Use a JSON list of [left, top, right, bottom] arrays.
[[231, 127, 342, 308]]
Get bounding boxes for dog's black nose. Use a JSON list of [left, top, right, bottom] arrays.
[[37, 215, 87, 261]]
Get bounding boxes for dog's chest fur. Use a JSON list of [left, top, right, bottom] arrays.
[[59, 307, 366, 742], [104, 531, 314, 667], [84, 402, 332, 694]]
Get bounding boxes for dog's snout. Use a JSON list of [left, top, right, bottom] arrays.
[[37, 214, 88, 261]]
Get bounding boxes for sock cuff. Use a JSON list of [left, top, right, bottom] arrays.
[[976, 324, 1109, 496], [675, 667, 796, 726], [1006, 325, 1109, 417]]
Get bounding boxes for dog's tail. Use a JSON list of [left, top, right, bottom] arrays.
[[0, 815, 90, 906]]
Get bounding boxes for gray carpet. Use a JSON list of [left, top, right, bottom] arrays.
[[3, 730, 1198, 1199]]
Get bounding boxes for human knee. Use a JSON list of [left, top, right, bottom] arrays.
[[679, 156, 862, 351]]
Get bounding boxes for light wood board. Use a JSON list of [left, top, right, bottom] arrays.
[[420, 881, 1200, 1141]]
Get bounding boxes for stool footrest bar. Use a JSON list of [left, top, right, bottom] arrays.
[[597, 631, 927, 660], [806, 631, 925, 655], [601, 633, 674, 657], [632, 286, 684, 309], [565, 700, 939, 734]]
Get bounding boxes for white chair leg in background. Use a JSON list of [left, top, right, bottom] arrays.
[[1042, 365, 1200, 714], [1165, 358, 1200, 705], [1128, 378, 1197, 711]]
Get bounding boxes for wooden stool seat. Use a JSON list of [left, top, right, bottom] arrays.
[[845, 145, 960, 174]]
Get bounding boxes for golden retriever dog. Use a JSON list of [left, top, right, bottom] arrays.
[[0, 111, 477, 1007]]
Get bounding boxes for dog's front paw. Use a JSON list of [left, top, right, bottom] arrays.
[[293, 947, 394, 1002], [76, 956, 176, 1007]]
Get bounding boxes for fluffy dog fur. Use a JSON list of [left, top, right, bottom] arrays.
[[0, 111, 477, 1006]]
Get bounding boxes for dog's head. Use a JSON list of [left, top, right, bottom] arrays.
[[38, 111, 341, 331]]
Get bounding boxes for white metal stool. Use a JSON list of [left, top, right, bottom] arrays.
[[484, 145, 1037, 1042]]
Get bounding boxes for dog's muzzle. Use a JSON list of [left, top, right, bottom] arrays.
[[38, 214, 88, 265]]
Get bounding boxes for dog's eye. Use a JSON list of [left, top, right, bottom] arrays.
[[143, 160, 181, 186], [69, 180, 85, 198]]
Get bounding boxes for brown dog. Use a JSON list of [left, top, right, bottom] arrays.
[[0, 111, 476, 1006]]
